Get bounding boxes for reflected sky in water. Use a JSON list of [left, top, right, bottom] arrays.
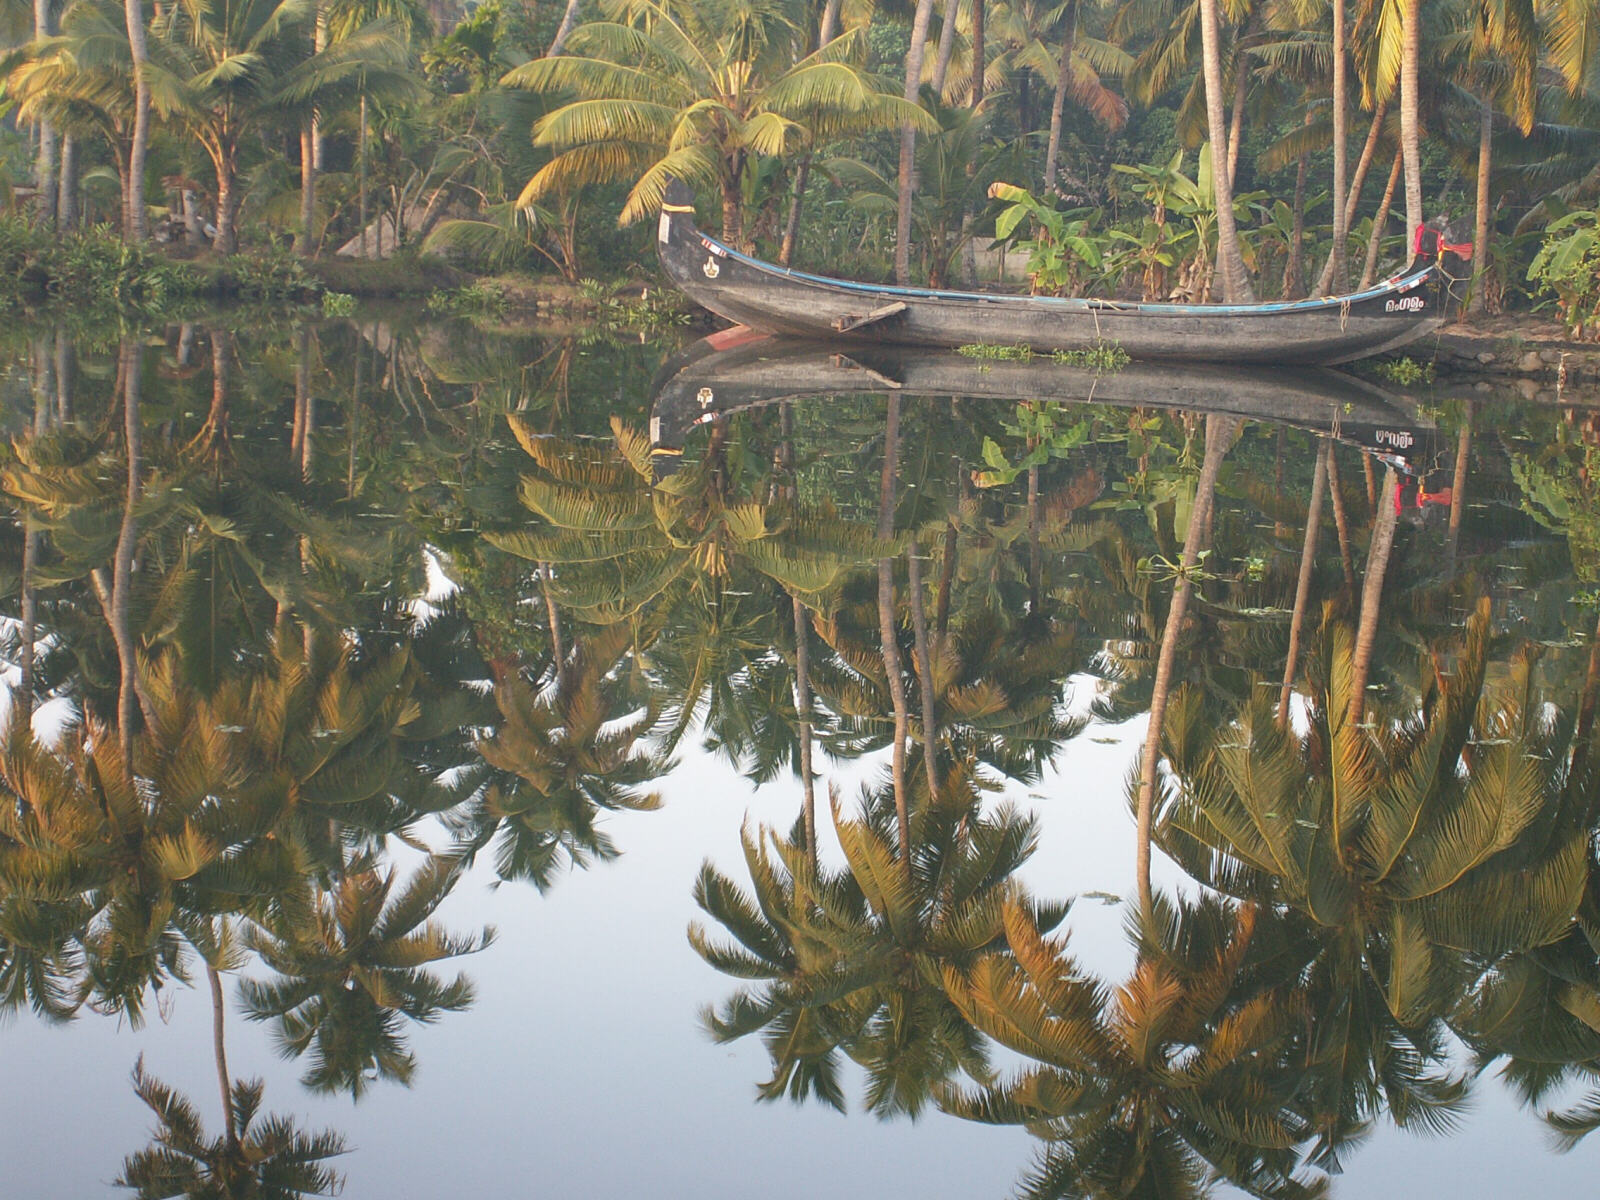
[[2, 318, 1599, 1198]]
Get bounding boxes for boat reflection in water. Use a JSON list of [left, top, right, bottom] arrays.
[[647, 330, 1438, 479]]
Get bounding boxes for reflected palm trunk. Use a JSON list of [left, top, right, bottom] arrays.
[[207, 961, 237, 1150], [1027, 463, 1042, 614], [907, 535, 940, 800], [1326, 447, 1357, 601], [877, 396, 912, 871], [1446, 402, 1473, 561], [1136, 414, 1237, 919], [1347, 463, 1399, 724], [1279, 440, 1329, 727], [793, 594, 818, 863], [112, 338, 143, 769], [54, 328, 71, 422]]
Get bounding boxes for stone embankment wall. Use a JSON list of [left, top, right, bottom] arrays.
[[1427, 320, 1600, 398]]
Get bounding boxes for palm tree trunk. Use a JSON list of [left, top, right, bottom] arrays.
[[907, 536, 940, 801], [312, 3, 327, 170], [1027, 463, 1042, 612], [112, 339, 142, 768], [207, 963, 237, 1149], [1362, 452, 1377, 516], [1278, 440, 1328, 727], [720, 173, 744, 247], [1225, 46, 1248, 190], [932, 0, 960, 93], [32, 0, 57, 227], [547, 0, 581, 55], [1346, 463, 1398, 725], [123, 0, 151, 240], [1325, 447, 1357, 601], [1283, 117, 1310, 298], [792, 594, 818, 865], [1042, 6, 1078, 191], [292, 326, 311, 466], [359, 95, 370, 258], [1314, 98, 1388, 294], [57, 136, 77, 231], [877, 396, 912, 870], [214, 157, 239, 254], [958, 0, 985, 285], [777, 0, 844, 268], [1198, 0, 1253, 301], [299, 124, 317, 257], [204, 328, 231, 455], [19, 526, 37, 730], [1470, 95, 1492, 314], [1136, 414, 1237, 919], [896, 0, 940, 285], [1358, 147, 1403, 287], [1399, 0, 1422, 259], [1330, 0, 1348, 290]]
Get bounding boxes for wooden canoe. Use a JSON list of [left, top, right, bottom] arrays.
[[647, 330, 1438, 478], [655, 178, 1449, 366]]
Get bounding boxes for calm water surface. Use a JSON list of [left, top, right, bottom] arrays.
[[2, 316, 1598, 1198]]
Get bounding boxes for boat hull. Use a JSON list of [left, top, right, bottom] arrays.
[[656, 180, 1448, 367]]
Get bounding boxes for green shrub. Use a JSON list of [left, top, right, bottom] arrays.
[[1528, 210, 1600, 341], [321, 291, 357, 317]]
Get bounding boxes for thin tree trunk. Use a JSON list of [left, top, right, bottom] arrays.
[[1399, 0, 1422, 260], [1278, 440, 1329, 726], [1325, 446, 1357, 601], [792, 594, 818, 865], [1042, 5, 1078, 191], [1330, 0, 1348, 290], [207, 963, 236, 1149], [779, 156, 812, 268], [205, 328, 231, 455], [1446, 401, 1472, 560], [896, 0, 940, 285], [777, 0, 844, 269], [1315, 98, 1388, 294], [547, 0, 581, 55], [292, 327, 311, 466], [958, 0, 984, 285], [540, 565, 565, 681], [19, 526, 37, 730], [1358, 147, 1403, 287], [298, 124, 317, 257], [1362, 452, 1377, 516], [347, 328, 362, 499], [1470, 96, 1492, 314], [1225, 46, 1247, 189], [54, 328, 71, 422], [907, 536, 940, 801], [57, 136, 77, 231], [33, 0, 57, 226], [932, 0, 960, 93], [359, 95, 370, 258], [1198, 0, 1253, 301], [124, 0, 151, 241], [311, 3, 327, 170], [1283, 119, 1310, 299], [1347, 464, 1399, 724], [1136, 415, 1237, 919], [112, 339, 142, 767], [1027, 463, 1042, 613], [876, 396, 912, 871]]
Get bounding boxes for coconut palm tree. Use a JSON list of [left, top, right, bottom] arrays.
[[503, 0, 925, 246], [153, 0, 413, 252]]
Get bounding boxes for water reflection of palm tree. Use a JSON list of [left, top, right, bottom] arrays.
[[940, 893, 1324, 1200], [240, 856, 492, 1098], [116, 1058, 347, 1199], [692, 786, 1047, 1116]]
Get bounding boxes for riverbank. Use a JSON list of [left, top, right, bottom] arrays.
[[1422, 314, 1600, 390]]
